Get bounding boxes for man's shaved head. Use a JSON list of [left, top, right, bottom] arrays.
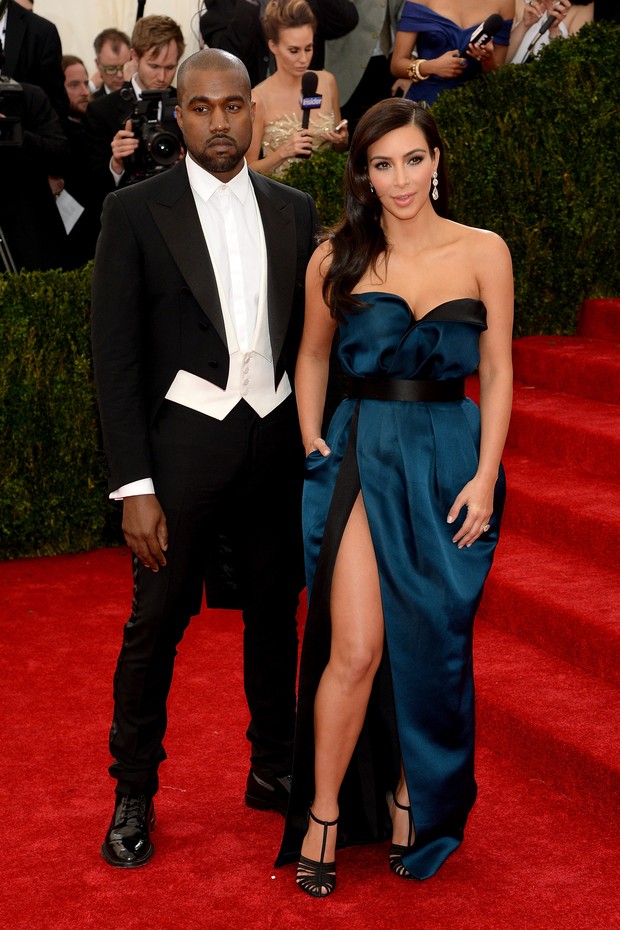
[[177, 49, 251, 103]]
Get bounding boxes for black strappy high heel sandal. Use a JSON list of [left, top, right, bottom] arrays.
[[296, 808, 338, 898], [387, 791, 416, 880]]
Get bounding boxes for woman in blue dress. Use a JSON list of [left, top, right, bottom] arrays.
[[391, 0, 514, 105], [276, 98, 513, 896]]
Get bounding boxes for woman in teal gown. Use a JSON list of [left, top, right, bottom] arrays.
[[276, 98, 513, 896]]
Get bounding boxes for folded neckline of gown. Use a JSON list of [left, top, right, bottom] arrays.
[[351, 292, 487, 325]]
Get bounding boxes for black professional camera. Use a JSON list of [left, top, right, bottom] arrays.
[[121, 87, 182, 184], [0, 76, 23, 147]]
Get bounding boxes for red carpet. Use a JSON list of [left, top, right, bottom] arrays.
[[1, 299, 619, 929], [474, 298, 620, 829]]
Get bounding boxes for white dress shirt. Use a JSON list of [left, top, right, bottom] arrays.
[[111, 155, 291, 500]]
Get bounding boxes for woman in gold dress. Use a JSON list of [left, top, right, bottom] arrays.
[[247, 0, 348, 177]]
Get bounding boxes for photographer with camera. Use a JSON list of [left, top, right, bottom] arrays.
[[83, 15, 184, 203]]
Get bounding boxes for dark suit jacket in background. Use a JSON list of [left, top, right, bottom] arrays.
[[59, 117, 102, 268], [595, 0, 620, 22], [2, 0, 66, 117], [91, 159, 318, 493], [0, 82, 69, 271]]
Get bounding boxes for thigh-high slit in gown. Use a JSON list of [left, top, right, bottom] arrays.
[[276, 293, 506, 879]]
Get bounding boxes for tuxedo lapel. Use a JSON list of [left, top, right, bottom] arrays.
[[250, 172, 297, 373], [147, 163, 227, 348]]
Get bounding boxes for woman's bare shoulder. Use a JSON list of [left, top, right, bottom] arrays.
[[308, 238, 334, 277], [447, 220, 510, 260], [317, 70, 337, 91], [497, 0, 517, 20]]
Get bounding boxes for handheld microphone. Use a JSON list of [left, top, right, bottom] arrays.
[[459, 13, 504, 57], [523, 3, 563, 61], [300, 71, 322, 131]]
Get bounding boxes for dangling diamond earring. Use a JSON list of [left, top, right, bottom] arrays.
[[369, 183, 375, 194], [431, 171, 439, 201]]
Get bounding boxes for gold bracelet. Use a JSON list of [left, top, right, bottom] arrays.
[[413, 58, 429, 81], [406, 59, 419, 81]]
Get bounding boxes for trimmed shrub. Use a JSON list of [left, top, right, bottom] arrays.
[[432, 21, 620, 335], [0, 265, 118, 558], [280, 22, 620, 335], [279, 147, 347, 229]]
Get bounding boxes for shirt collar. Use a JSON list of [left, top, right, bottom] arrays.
[[130, 73, 143, 100], [186, 152, 251, 205]]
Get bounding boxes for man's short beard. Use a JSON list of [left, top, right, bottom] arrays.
[[193, 144, 244, 176]]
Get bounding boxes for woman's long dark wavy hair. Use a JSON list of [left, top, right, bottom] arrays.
[[322, 98, 449, 319]]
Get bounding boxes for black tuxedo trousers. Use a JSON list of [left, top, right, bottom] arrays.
[[110, 396, 304, 798]]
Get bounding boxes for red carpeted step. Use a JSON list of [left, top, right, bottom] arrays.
[[512, 335, 620, 404], [474, 617, 620, 823], [577, 298, 620, 342], [2, 555, 619, 929], [478, 527, 620, 687], [507, 382, 620, 481], [501, 449, 620, 564]]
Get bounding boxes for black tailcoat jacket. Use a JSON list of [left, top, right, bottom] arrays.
[[91, 159, 319, 495]]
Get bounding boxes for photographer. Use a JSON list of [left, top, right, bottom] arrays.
[[83, 15, 184, 203], [0, 77, 69, 271]]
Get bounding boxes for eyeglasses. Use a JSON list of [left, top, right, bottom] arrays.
[[99, 65, 126, 74]]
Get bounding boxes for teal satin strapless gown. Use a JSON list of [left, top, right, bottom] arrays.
[[277, 294, 506, 879]]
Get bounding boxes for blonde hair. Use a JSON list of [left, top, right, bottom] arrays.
[[261, 0, 317, 44]]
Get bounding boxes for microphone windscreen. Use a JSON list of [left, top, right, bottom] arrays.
[[301, 71, 319, 98], [459, 13, 504, 56], [482, 12, 504, 35]]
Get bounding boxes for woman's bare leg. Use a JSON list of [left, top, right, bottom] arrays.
[[300, 492, 384, 872]]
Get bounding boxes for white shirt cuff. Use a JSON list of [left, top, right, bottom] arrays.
[[109, 157, 125, 187], [109, 478, 155, 500]]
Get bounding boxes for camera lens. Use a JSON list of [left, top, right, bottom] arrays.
[[148, 130, 180, 166]]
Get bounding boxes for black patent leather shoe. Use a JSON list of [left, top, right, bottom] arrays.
[[101, 794, 156, 868], [245, 769, 291, 816]]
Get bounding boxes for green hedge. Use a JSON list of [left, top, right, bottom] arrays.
[[432, 21, 620, 335], [0, 265, 119, 558], [1, 22, 618, 558], [281, 22, 620, 335]]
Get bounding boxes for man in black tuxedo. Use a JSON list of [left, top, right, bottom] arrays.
[[92, 48, 318, 868], [83, 15, 184, 203], [0, 0, 66, 117]]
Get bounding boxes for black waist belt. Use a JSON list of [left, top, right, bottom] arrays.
[[344, 376, 465, 402]]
